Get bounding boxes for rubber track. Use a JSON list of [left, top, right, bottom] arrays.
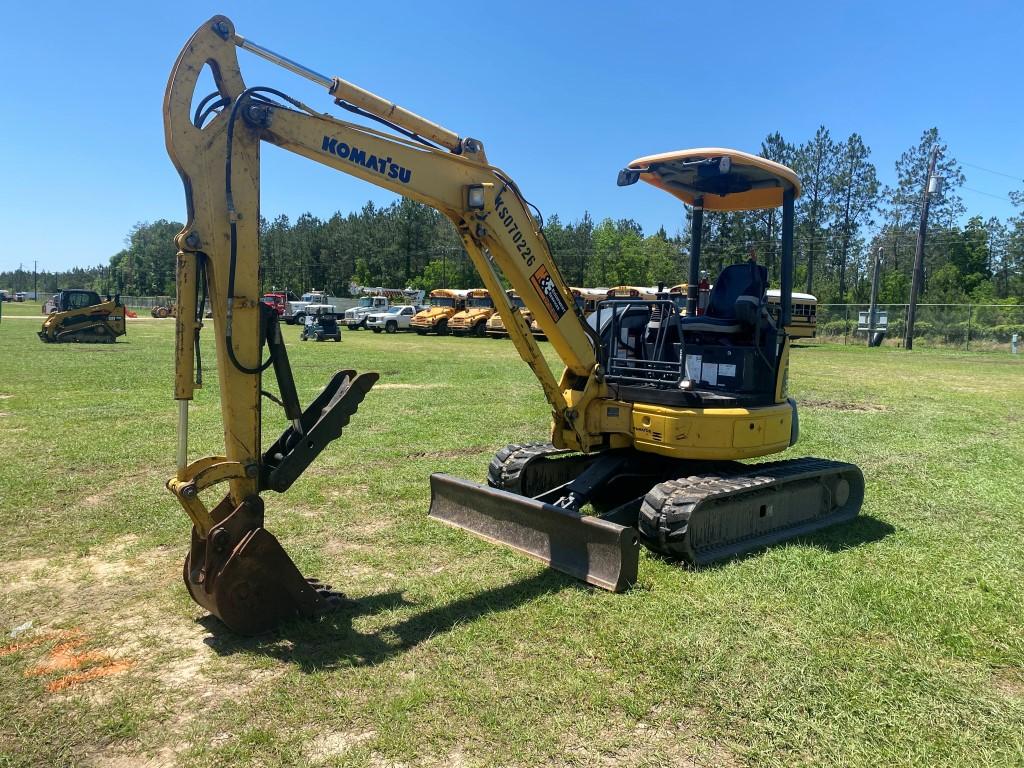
[[638, 456, 862, 563], [54, 325, 119, 343], [486, 442, 567, 494]]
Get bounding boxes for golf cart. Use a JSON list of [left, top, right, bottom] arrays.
[[299, 304, 342, 342]]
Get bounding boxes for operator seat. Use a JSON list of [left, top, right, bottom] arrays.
[[679, 260, 768, 337]]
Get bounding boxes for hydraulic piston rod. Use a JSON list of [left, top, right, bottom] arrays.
[[232, 30, 462, 151]]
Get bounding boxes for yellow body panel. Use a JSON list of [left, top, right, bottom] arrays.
[[411, 289, 468, 332], [630, 402, 793, 460], [486, 296, 530, 336], [410, 307, 457, 330], [449, 307, 494, 330]]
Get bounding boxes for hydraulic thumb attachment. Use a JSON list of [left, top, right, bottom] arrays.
[[262, 369, 379, 493], [175, 305, 378, 635], [179, 364, 378, 636]]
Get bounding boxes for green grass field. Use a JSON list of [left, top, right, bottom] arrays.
[[1, 310, 1022, 767]]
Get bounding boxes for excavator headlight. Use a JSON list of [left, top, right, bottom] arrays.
[[467, 185, 486, 210]]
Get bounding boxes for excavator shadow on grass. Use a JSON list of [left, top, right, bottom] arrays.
[[197, 570, 573, 671], [197, 514, 892, 671]]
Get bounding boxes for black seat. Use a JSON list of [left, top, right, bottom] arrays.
[[679, 261, 767, 335]]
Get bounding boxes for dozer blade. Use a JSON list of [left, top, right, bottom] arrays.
[[184, 494, 344, 635], [428, 473, 639, 592]]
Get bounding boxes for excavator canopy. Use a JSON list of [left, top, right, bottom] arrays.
[[620, 148, 801, 211]]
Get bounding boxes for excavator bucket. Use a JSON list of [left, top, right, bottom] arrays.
[[428, 474, 639, 592], [184, 494, 343, 635]]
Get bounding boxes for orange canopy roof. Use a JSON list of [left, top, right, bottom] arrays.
[[624, 148, 801, 211]]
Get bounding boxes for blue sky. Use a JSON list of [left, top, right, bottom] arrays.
[[1, 0, 1020, 273]]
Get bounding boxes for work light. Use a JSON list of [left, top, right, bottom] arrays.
[[467, 185, 486, 209]]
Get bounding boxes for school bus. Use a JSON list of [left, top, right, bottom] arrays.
[[767, 289, 817, 337], [606, 285, 660, 300], [448, 288, 495, 337], [410, 289, 470, 335], [485, 290, 532, 338], [572, 287, 611, 316]]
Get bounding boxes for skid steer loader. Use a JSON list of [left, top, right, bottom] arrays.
[[39, 289, 126, 343], [163, 17, 863, 634]]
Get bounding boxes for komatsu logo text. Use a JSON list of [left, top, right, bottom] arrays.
[[321, 137, 412, 184]]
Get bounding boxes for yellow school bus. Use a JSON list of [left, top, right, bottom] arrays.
[[486, 290, 531, 338], [410, 289, 469, 335]]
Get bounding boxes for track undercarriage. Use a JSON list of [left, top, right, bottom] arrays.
[[429, 442, 864, 589], [41, 321, 122, 343]]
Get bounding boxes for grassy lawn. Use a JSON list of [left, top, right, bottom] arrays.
[[0, 315, 1022, 767]]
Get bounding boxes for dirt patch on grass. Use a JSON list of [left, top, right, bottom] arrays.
[[84, 488, 117, 508], [801, 398, 886, 413], [0, 556, 51, 591], [991, 668, 1024, 699], [89, 746, 179, 768], [556, 706, 737, 768], [374, 383, 443, 390], [307, 729, 376, 762], [0, 393, 13, 399]]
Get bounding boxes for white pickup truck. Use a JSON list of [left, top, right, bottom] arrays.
[[284, 291, 343, 325], [366, 304, 424, 334], [344, 295, 391, 330]]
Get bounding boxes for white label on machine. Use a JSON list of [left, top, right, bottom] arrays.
[[701, 363, 718, 386], [685, 355, 702, 381], [719, 363, 737, 378]]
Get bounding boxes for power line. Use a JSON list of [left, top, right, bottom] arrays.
[[963, 161, 1024, 183], [962, 186, 1015, 202]]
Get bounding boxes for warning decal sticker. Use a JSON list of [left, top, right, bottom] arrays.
[[530, 264, 570, 323]]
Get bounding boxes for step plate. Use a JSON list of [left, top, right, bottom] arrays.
[[428, 473, 639, 592]]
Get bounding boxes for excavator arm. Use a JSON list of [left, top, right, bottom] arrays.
[[164, 16, 625, 633]]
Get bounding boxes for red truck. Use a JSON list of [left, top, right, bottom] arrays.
[[260, 292, 288, 316]]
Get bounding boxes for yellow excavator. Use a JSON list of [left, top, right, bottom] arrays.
[[39, 289, 126, 343], [165, 17, 864, 634]]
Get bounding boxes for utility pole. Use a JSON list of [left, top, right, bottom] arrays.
[[33, 260, 37, 300], [904, 146, 940, 350], [868, 246, 882, 347]]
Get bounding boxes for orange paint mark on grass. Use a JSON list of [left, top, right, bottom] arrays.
[[0, 631, 61, 657], [45, 660, 135, 692], [13, 628, 133, 691]]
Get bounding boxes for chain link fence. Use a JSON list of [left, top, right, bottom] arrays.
[[119, 296, 173, 311], [813, 304, 1024, 352], [117, 295, 362, 314]]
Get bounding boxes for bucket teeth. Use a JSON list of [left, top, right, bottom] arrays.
[[183, 494, 352, 635]]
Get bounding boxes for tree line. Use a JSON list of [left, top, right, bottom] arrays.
[[5, 127, 1023, 307]]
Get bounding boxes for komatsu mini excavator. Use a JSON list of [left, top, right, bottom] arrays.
[[165, 17, 864, 634]]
